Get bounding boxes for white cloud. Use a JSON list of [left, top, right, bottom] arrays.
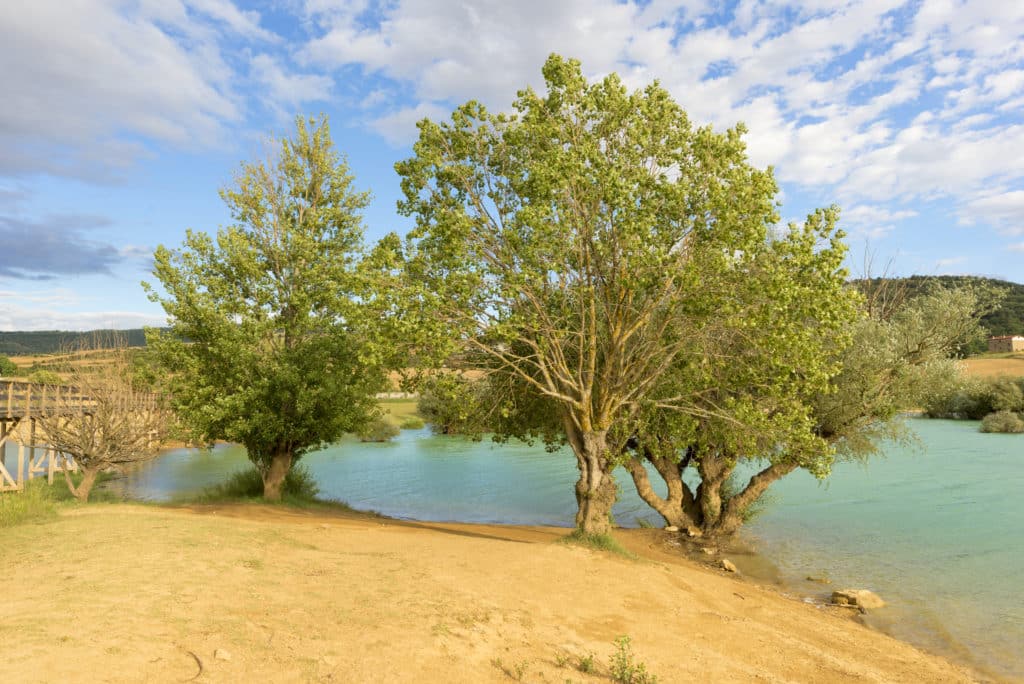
[[0, 288, 166, 331], [251, 54, 334, 111], [1007, 242, 1024, 253], [963, 190, 1024, 235], [296, 0, 1024, 257], [0, 304, 167, 332], [370, 102, 454, 147], [0, 1, 272, 179]]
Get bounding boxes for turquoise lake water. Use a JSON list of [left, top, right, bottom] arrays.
[[4, 418, 1021, 679]]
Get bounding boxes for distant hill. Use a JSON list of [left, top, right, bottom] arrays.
[[0, 329, 149, 355], [854, 275, 1024, 354], [2, 275, 1021, 357]]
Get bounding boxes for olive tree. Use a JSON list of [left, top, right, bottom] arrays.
[[145, 116, 395, 499], [626, 283, 993, 536], [622, 211, 858, 536], [397, 54, 842, 534]]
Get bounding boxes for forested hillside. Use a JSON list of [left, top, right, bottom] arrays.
[[0, 329, 148, 355], [854, 275, 1024, 353], [0, 277, 1020, 356]]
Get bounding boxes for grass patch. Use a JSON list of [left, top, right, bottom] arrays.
[[558, 529, 636, 560], [47, 470, 125, 504], [193, 465, 320, 504], [186, 465, 369, 515], [377, 399, 420, 421], [0, 470, 130, 528], [399, 415, 425, 430], [0, 479, 58, 527]]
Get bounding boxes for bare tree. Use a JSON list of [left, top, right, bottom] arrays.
[[32, 339, 169, 502]]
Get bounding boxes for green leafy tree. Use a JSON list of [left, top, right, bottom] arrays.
[[145, 116, 396, 499], [625, 283, 991, 536], [397, 54, 836, 534], [0, 355, 19, 376], [621, 212, 857, 535]]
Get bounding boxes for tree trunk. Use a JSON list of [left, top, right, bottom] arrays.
[[714, 461, 797, 536], [695, 455, 733, 534], [62, 464, 99, 503], [623, 453, 697, 529], [571, 430, 617, 535], [262, 449, 293, 501]]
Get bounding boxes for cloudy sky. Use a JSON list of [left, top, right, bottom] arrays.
[[1, 0, 1022, 330]]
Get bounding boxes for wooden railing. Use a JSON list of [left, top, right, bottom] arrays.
[[2, 380, 159, 419]]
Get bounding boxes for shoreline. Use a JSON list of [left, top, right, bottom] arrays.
[[11, 437, 1013, 681], [167, 500, 1003, 682], [2, 501, 988, 683]]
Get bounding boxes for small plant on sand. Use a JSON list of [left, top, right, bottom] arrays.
[[609, 636, 657, 684], [491, 658, 528, 680], [577, 653, 596, 674], [559, 529, 636, 560]]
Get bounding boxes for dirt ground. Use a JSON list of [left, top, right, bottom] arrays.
[[0, 504, 984, 683]]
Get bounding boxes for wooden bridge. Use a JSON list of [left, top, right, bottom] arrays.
[[0, 380, 160, 492]]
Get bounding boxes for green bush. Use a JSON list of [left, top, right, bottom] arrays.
[[924, 375, 1024, 420], [990, 377, 1024, 413], [357, 417, 400, 442], [27, 369, 62, 385], [0, 480, 57, 527], [399, 415, 426, 430], [980, 410, 1024, 434], [198, 464, 321, 501], [0, 355, 17, 377]]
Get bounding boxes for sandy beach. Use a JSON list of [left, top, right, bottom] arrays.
[[0, 503, 986, 683]]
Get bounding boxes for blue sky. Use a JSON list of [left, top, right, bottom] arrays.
[[1, 0, 1023, 330]]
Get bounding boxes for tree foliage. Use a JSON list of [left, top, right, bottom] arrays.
[[145, 116, 397, 499], [621, 210, 858, 535], [397, 54, 854, 533], [854, 275, 1022, 353], [0, 355, 18, 376]]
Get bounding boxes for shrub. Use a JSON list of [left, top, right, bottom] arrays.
[[924, 375, 1022, 420], [980, 410, 1024, 434], [198, 464, 321, 501], [990, 377, 1024, 413], [357, 417, 400, 442], [27, 369, 62, 385], [399, 415, 426, 430], [0, 355, 17, 377]]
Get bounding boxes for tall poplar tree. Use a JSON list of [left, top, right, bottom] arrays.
[[145, 116, 393, 499]]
